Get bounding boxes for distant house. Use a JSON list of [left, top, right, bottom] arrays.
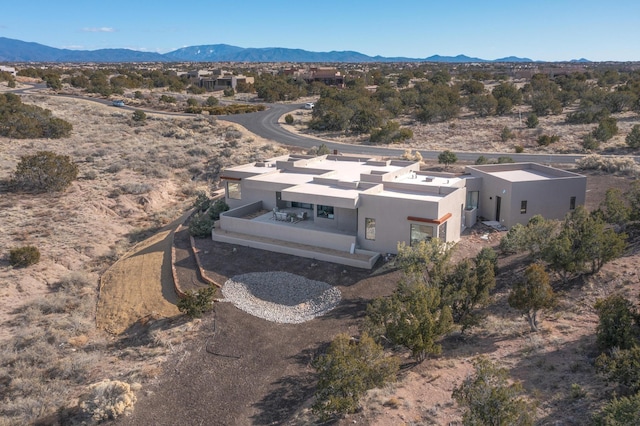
[[283, 67, 345, 88], [200, 74, 255, 91], [212, 155, 586, 268], [0, 65, 16, 77]]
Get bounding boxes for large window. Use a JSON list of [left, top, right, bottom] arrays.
[[466, 191, 479, 209], [410, 224, 433, 246], [438, 221, 447, 241], [365, 218, 376, 240], [227, 181, 241, 200], [317, 205, 334, 219], [570, 196, 576, 210], [520, 200, 527, 214]]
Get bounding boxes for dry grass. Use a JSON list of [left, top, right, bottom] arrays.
[[0, 92, 285, 424]]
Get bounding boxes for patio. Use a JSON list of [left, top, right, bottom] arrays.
[[212, 203, 379, 269]]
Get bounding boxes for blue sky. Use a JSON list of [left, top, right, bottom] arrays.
[[1, 0, 638, 61]]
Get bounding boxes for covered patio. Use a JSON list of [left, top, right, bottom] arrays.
[[211, 201, 380, 269]]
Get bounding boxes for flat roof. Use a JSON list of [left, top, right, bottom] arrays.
[[248, 171, 317, 186], [374, 188, 447, 202], [395, 173, 462, 187], [284, 182, 362, 200], [488, 169, 558, 182]]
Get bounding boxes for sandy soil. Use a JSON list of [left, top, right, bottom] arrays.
[[95, 228, 179, 335]]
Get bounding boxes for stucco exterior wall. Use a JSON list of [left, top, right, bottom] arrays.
[[507, 178, 586, 226], [356, 187, 465, 254], [465, 163, 587, 228]]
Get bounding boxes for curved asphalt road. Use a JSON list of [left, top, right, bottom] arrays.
[[10, 84, 639, 164], [220, 104, 639, 165]]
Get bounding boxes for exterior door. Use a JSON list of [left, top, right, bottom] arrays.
[[496, 196, 501, 222]]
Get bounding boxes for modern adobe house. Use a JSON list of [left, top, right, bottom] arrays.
[[212, 154, 586, 269]]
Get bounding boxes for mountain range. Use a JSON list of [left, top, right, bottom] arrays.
[[0, 37, 587, 63]]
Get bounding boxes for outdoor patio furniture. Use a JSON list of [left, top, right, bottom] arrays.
[[274, 211, 288, 221]]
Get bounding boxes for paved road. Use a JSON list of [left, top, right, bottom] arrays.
[[219, 103, 638, 165], [11, 83, 639, 164]]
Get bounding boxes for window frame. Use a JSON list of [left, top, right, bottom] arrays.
[[227, 181, 241, 200], [410, 224, 433, 246], [520, 200, 527, 214], [317, 205, 334, 219], [365, 218, 376, 240]]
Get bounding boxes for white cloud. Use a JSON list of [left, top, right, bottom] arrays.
[[81, 27, 115, 33]]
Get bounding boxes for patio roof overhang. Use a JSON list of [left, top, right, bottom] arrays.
[[282, 184, 360, 209]]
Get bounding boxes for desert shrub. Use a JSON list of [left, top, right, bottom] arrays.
[[537, 134, 560, 146], [284, 113, 294, 124], [118, 183, 152, 195], [370, 121, 413, 144], [594, 295, 639, 351], [497, 156, 515, 163], [186, 147, 210, 157], [205, 96, 219, 107], [312, 333, 399, 421], [193, 191, 212, 211], [9, 245, 41, 267], [570, 383, 587, 399], [592, 392, 640, 425], [223, 87, 235, 97], [453, 357, 535, 426], [566, 107, 609, 124], [208, 199, 229, 220], [475, 155, 489, 165], [593, 116, 619, 142], [177, 285, 216, 318], [315, 143, 331, 155], [10, 151, 78, 193], [80, 380, 139, 422], [105, 163, 123, 174], [224, 127, 242, 141], [582, 133, 600, 151], [159, 94, 176, 103], [576, 154, 640, 175], [515, 145, 524, 153], [402, 149, 423, 162], [205, 104, 265, 115], [500, 126, 516, 142], [132, 109, 146, 122], [626, 124, 640, 149], [185, 105, 203, 114], [187, 85, 206, 94], [0, 93, 72, 138], [596, 346, 640, 394], [188, 211, 214, 238], [526, 113, 539, 128]]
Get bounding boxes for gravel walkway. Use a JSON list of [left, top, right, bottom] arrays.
[[221, 271, 342, 324]]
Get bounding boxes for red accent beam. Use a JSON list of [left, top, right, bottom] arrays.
[[220, 176, 241, 181], [407, 212, 452, 224]]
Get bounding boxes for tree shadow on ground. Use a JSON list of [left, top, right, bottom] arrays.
[[320, 297, 370, 322], [508, 331, 606, 425], [113, 314, 188, 349], [250, 372, 317, 425]]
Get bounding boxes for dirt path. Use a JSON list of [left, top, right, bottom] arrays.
[[96, 227, 181, 335]]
